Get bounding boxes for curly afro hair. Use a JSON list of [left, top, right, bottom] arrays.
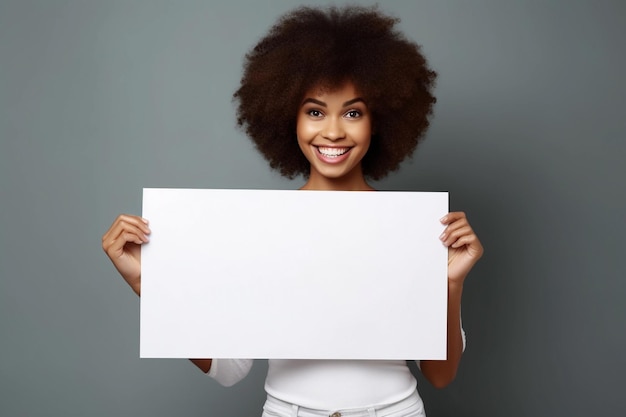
[[234, 5, 437, 180]]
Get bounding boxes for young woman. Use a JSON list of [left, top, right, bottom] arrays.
[[102, 6, 483, 417]]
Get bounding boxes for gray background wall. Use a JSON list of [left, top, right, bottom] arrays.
[[1, 0, 625, 416]]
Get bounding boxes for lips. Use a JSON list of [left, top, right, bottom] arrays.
[[314, 146, 352, 164], [317, 146, 351, 157]]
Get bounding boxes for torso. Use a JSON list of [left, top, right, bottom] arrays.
[[265, 359, 419, 409]]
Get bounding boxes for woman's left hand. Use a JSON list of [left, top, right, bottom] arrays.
[[439, 212, 483, 287]]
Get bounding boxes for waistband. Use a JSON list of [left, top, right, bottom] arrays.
[[263, 390, 423, 417]]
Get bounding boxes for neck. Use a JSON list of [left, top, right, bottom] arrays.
[[300, 167, 374, 191]]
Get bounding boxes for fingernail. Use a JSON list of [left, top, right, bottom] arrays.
[[440, 216, 448, 223], [439, 232, 446, 240], [142, 218, 149, 224]]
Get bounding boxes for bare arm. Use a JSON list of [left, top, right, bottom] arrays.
[[420, 283, 464, 388], [102, 214, 213, 373], [420, 212, 483, 388], [190, 359, 213, 373]]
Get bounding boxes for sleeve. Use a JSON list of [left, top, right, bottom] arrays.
[[207, 359, 254, 387], [460, 323, 467, 351]]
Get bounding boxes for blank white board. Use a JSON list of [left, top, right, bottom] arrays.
[[141, 188, 448, 359]]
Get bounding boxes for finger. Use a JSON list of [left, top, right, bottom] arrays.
[[116, 214, 151, 235], [440, 211, 466, 225], [450, 233, 478, 249], [103, 224, 148, 254], [103, 233, 142, 257], [440, 218, 472, 239], [102, 216, 150, 245], [103, 214, 150, 240], [103, 223, 149, 254], [440, 218, 470, 238], [450, 236, 484, 261], [441, 225, 473, 247], [117, 213, 149, 225], [104, 232, 145, 259]]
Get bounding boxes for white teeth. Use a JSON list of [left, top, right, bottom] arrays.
[[318, 147, 350, 157]]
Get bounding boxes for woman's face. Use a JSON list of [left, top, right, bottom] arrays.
[[296, 82, 372, 187]]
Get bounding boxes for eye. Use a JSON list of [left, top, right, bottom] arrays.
[[307, 109, 324, 118], [344, 110, 361, 119]]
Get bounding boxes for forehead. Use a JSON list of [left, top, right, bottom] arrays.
[[303, 81, 362, 101]]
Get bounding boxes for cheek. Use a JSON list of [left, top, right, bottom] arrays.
[[296, 119, 317, 141], [349, 124, 372, 147], [296, 121, 312, 155]]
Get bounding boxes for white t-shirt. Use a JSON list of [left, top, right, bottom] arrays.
[[208, 326, 465, 410]]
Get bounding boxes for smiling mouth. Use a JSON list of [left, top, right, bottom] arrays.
[[316, 146, 351, 157]]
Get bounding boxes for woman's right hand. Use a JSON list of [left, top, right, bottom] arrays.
[[101, 215, 215, 374], [102, 214, 151, 295]]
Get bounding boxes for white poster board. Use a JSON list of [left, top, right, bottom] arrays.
[[140, 188, 448, 360]]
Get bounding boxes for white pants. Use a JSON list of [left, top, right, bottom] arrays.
[[261, 390, 426, 417]]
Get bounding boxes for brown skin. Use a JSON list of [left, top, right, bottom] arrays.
[[101, 214, 148, 296], [297, 82, 375, 192]]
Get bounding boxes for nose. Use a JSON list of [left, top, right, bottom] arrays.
[[321, 117, 345, 141]]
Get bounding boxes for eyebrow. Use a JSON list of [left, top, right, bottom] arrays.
[[301, 97, 366, 108]]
